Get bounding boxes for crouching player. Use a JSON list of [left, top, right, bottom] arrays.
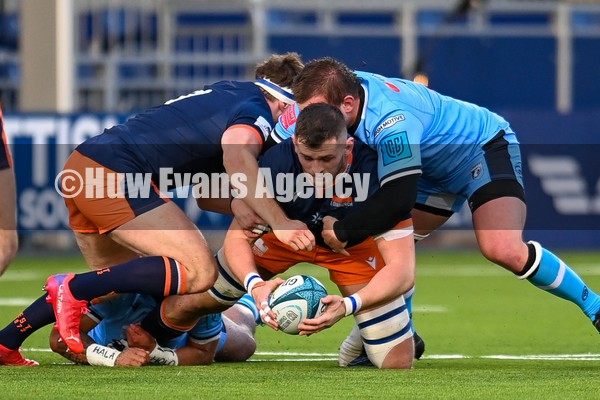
[[50, 294, 259, 367], [162, 103, 416, 369]]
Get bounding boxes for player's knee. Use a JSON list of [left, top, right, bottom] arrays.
[[479, 240, 527, 271], [0, 232, 18, 270], [228, 337, 257, 362], [380, 339, 414, 369], [180, 261, 218, 293], [356, 296, 412, 369]]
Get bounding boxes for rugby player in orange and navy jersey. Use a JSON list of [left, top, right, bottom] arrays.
[[158, 103, 417, 369], [0, 53, 316, 365]]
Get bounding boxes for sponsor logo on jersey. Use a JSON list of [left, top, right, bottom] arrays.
[[331, 195, 353, 208], [374, 115, 405, 138], [254, 116, 272, 140], [380, 131, 412, 166], [471, 162, 483, 180], [280, 106, 297, 130], [365, 256, 377, 269], [252, 238, 269, 257]]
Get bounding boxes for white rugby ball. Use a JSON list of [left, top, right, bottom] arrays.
[[268, 275, 328, 335]]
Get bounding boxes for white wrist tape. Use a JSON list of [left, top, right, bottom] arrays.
[[149, 344, 179, 366], [343, 294, 363, 317], [244, 272, 264, 294], [86, 343, 121, 367]]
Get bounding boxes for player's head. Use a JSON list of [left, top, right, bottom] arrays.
[[293, 57, 360, 105], [255, 53, 304, 118], [293, 103, 353, 180], [292, 57, 361, 127]]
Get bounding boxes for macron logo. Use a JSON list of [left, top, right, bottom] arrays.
[[529, 155, 600, 214]]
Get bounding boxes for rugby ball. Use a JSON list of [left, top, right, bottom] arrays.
[[268, 275, 328, 335]]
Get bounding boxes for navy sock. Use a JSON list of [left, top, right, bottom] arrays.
[[0, 295, 55, 350], [69, 256, 185, 300], [140, 301, 189, 345]]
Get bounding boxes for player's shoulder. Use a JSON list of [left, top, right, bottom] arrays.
[[260, 137, 296, 168]]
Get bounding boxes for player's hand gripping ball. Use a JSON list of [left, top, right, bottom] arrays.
[[268, 275, 328, 334]]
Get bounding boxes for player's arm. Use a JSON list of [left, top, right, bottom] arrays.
[[222, 218, 283, 329], [125, 322, 216, 366], [221, 125, 315, 251], [299, 220, 415, 335], [323, 173, 420, 252], [49, 313, 149, 367], [49, 314, 98, 364]]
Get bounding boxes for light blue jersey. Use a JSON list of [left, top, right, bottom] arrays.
[[274, 71, 522, 213], [87, 294, 224, 350]]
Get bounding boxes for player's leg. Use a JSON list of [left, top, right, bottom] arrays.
[[47, 203, 218, 353], [473, 195, 600, 330], [141, 247, 266, 342], [214, 302, 258, 362], [352, 293, 413, 369], [0, 167, 18, 275], [0, 233, 139, 365]]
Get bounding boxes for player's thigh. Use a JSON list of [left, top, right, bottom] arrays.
[[411, 208, 450, 235], [110, 201, 217, 292], [74, 232, 140, 270]]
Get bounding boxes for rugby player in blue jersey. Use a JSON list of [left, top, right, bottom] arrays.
[[0, 53, 314, 365], [49, 294, 259, 367], [272, 58, 600, 354], [155, 103, 417, 369], [0, 103, 18, 278]]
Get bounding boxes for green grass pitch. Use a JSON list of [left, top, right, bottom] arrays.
[[1, 250, 599, 399]]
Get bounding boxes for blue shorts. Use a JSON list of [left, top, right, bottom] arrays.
[[415, 130, 524, 215]]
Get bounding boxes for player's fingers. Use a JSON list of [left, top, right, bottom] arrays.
[[296, 233, 312, 251]]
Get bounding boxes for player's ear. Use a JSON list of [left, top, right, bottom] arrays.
[[345, 135, 354, 155], [340, 95, 356, 114]]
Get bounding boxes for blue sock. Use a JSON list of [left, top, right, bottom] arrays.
[[0, 294, 55, 349], [523, 241, 600, 321], [237, 294, 261, 325], [403, 286, 415, 331]]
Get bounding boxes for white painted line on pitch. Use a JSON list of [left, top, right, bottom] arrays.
[[22, 348, 600, 361], [250, 358, 338, 362], [416, 264, 600, 277], [413, 305, 448, 313], [0, 298, 37, 306], [256, 351, 338, 356], [0, 271, 44, 281]]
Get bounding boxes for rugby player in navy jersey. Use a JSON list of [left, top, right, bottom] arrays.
[[0, 103, 18, 278], [154, 103, 417, 369], [273, 57, 600, 357], [0, 53, 315, 364]]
